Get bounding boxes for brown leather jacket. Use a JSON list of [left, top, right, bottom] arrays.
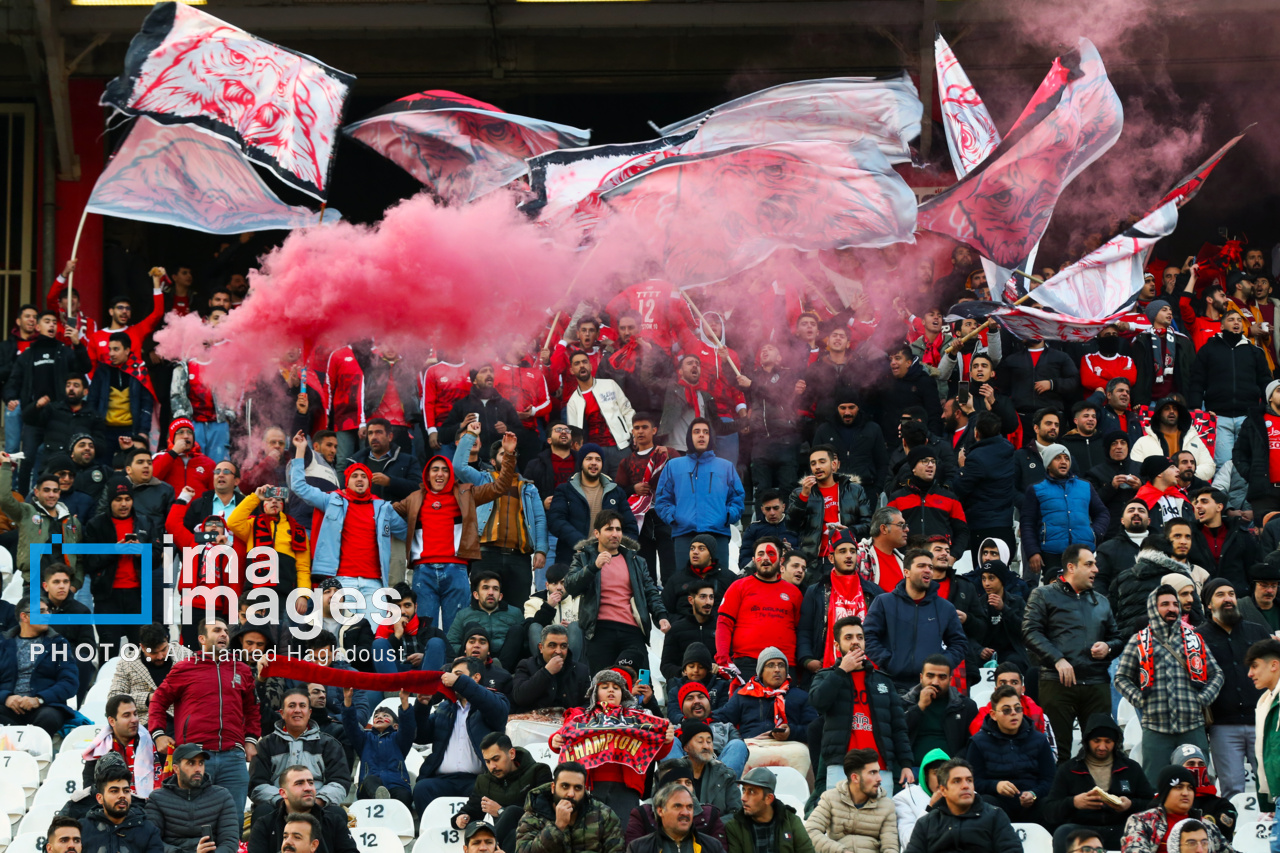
[[394, 449, 516, 563]]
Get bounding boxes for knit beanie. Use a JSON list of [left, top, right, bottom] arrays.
[[1160, 572, 1194, 593], [1171, 743, 1208, 767], [40, 452, 74, 475], [1199, 577, 1234, 605], [656, 759, 695, 788], [1139, 454, 1173, 483], [690, 534, 719, 557], [577, 443, 605, 470], [1145, 299, 1171, 324], [677, 722, 712, 748], [681, 643, 713, 672], [1039, 443, 1070, 469], [1267, 379, 1280, 404], [756, 646, 787, 678], [906, 446, 937, 469], [1156, 765, 1198, 796], [677, 681, 710, 709]]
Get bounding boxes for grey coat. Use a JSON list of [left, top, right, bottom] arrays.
[[695, 758, 741, 817], [144, 775, 239, 853], [247, 720, 352, 810]]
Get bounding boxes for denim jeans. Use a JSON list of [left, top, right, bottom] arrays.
[[206, 746, 250, 826], [1208, 723, 1256, 800], [372, 636, 447, 674], [4, 402, 20, 454], [194, 421, 230, 463], [336, 576, 387, 626], [73, 583, 94, 613], [412, 562, 471, 633], [1214, 415, 1247, 472]]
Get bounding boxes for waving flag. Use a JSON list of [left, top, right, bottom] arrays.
[[102, 2, 354, 199], [935, 32, 1001, 177], [86, 118, 339, 234], [671, 74, 922, 164], [918, 38, 1122, 272], [345, 90, 590, 205], [1160, 128, 1250, 208], [988, 303, 1150, 343], [599, 139, 917, 287]]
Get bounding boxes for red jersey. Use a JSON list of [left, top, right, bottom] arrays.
[[715, 574, 802, 665], [605, 279, 695, 352], [326, 346, 366, 433], [420, 361, 471, 434], [48, 275, 100, 345], [674, 329, 747, 419], [184, 359, 218, 423], [1080, 353, 1137, 394], [1268, 413, 1280, 484], [86, 289, 166, 367], [495, 363, 550, 429]]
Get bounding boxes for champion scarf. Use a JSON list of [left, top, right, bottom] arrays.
[[734, 677, 791, 728], [822, 573, 868, 667], [557, 707, 670, 773], [1136, 624, 1209, 692], [252, 512, 308, 554], [260, 656, 455, 701]]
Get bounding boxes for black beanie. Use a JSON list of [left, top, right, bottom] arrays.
[[681, 642, 713, 671]]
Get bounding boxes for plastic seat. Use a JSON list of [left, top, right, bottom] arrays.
[[0, 752, 40, 799], [5, 834, 44, 853], [32, 757, 84, 807], [1233, 818, 1275, 853], [0, 779, 26, 823], [0, 728, 52, 768], [58, 726, 101, 756], [16, 804, 59, 839], [350, 799, 415, 845], [525, 743, 556, 767], [770, 765, 811, 802], [418, 797, 467, 839], [353, 825, 404, 853], [1011, 822, 1053, 849]]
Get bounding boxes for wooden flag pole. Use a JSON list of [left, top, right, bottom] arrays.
[[65, 206, 91, 297], [789, 263, 838, 315], [945, 270, 1045, 354], [680, 289, 742, 378]]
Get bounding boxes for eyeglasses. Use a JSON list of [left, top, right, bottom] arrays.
[[891, 521, 910, 529], [1070, 846, 1105, 853], [995, 706, 1023, 716], [213, 468, 236, 475], [1180, 841, 1211, 851]]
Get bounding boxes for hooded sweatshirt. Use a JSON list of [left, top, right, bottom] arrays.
[[415, 455, 463, 565], [337, 463, 381, 578]]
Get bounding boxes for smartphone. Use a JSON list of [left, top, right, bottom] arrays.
[[637, 669, 651, 688], [122, 533, 139, 543], [200, 825, 212, 842], [264, 485, 289, 501]]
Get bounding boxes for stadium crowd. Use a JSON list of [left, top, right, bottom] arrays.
[[6, 239, 1280, 853]]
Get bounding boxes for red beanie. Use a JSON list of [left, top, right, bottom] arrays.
[[678, 681, 709, 708], [609, 667, 634, 692]]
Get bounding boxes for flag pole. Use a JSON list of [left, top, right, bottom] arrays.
[[318, 204, 327, 224], [65, 206, 91, 297], [542, 241, 603, 358], [680, 290, 742, 378], [945, 271, 1045, 354]]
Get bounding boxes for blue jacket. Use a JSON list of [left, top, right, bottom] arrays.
[[953, 435, 1017, 530], [717, 683, 817, 741], [342, 701, 417, 792], [452, 434, 548, 556], [547, 473, 637, 564], [86, 364, 154, 434], [967, 716, 1056, 807], [0, 627, 78, 712], [1022, 474, 1109, 559], [415, 674, 510, 777], [738, 521, 800, 570], [289, 458, 408, 585], [654, 434, 744, 537], [863, 581, 967, 687]]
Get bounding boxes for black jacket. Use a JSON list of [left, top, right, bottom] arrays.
[[81, 510, 163, 599], [1201, 617, 1272, 725], [1093, 530, 1145, 597], [661, 561, 740, 620], [902, 684, 979, 760], [1023, 579, 1123, 685], [953, 435, 1017, 530], [245, 800, 357, 853], [808, 663, 912, 776], [903, 794, 1021, 852], [79, 804, 165, 853], [0, 332, 34, 400], [1110, 549, 1201, 638], [1000, 345, 1080, 413], [1131, 329, 1195, 406], [795, 573, 885, 668], [811, 408, 889, 494], [888, 435, 961, 492], [4, 335, 92, 410], [144, 774, 239, 853], [1060, 431, 1110, 476], [453, 747, 553, 828], [984, 591, 1030, 670], [1234, 407, 1280, 504], [659, 615, 717, 681], [510, 650, 591, 713], [1187, 332, 1270, 417], [744, 364, 801, 441], [93, 475, 174, 543], [1189, 517, 1262, 593], [875, 361, 945, 438], [1012, 444, 1047, 514], [1042, 736, 1153, 829], [440, 389, 523, 453], [784, 473, 873, 561], [1086, 390, 1145, 447], [627, 828, 724, 853], [1086, 457, 1142, 539], [22, 398, 106, 454]]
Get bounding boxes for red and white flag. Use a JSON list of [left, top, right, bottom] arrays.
[[102, 2, 354, 199], [86, 118, 338, 234], [935, 31, 1000, 178]]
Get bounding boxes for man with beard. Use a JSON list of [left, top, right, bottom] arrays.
[[797, 531, 886, 677], [246, 766, 357, 853], [1189, 307, 1270, 474], [787, 445, 874, 569], [1198, 578, 1270, 801], [661, 585, 719, 682], [1131, 396, 1216, 484], [1042, 714, 1152, 853], [599, 310, 669, 415], [452, 733, 552, 853], [1060, 400, 1110, 475], [802, 748, 898, 851], [45, 817, 82, 853], [671, 717, 744, 815], [1173, 450, 1211, 497], [809, 616, 913, 796], [1179, 266, 1236, 350], [1111, 526, 1203, 639], [79, 696, 157, 808], [1013, 408, 1060, 504], [516, 761, 624, 853], [1021, 444, 1109, 584], [663, 535, 740, 620], [1188, 486, 1261, 593], [1240, 558, 1280, 631], [79, 754, 164, 853], [69, 432, 111, 503], [716, 538, 802, 674], [510, 624, 590, 712], [1094, 500, 1150, 597], [921, 537, 988, 686], [1120, 766, 1232, 853], [145, 743, 239, 853], [1115, 586, 1223, 785], [865, 550, 967, 691], [811, 393, 888, 496], [22, 373, 104, 467]]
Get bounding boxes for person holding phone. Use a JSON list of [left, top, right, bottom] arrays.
[[82, 478, 160, 657], [144, 743, 240, 853]]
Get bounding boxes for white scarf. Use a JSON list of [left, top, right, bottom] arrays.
[[83, 725, 157, 798]]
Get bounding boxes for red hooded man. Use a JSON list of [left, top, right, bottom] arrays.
[[152, 417, 216, 495], [394, 421, 517, 632]]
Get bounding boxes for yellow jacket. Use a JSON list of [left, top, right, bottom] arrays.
[[226, 493, 312, 589]]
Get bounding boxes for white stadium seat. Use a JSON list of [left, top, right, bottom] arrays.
[[0, 778, 27, 823], [0, 813, 11, 847], [1233, 790, 1262, 817], [404, 747, 424, 778], [1012, 822, 1053, 849], [0, 727, 52, 768], [58, 726, 101, 756], [770, 766, 810, 803], [0, 752, 40, 800], [33, 757, 85, 807], [525, 743, 556, 767], [1235, 819, 1276, 853], [6, 834, 45, 853], [17, 804, 59, 840], [350, 799, 415, 845], [418, 796, 467, 840], [354, 825, 404, 853]]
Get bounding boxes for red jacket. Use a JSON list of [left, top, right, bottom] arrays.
[[604, 279, 695, 352], [153, 420, 216, 494], [326, 345, 366, 433], [420, 361, 471, 435], [495, 363, 550, 429], [85, 289, 166, 367], [147, 653, 261, 750]]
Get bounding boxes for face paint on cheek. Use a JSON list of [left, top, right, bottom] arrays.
[[763, 544, 778, 566]]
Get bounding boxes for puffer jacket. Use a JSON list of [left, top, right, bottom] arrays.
[[901, 793, 1021, 852], [510, 650, 592, 713], [724, 802, 813, 853], [803, 781, 898, 853], [547, 472, 638, 564], [342, 702, 416, 792], [1188, 330, 1270, 417], [886, 478, 971, 557], [289, 459, 409, 584], [1022, 578, 1123, 685], [415, 673, 510, 777], [143, 773, 238, 853], [247, 719, 353, 809], [1130, 396, 1216, 481], [654, 423, 745, 537], [902, 684, 979, 759], [785, 473, 873, 560], [1021, 473, 1109, 560], [564, 536, 668, 640], [80, 803, 165, 853], [0, 461, 82, 583], [516, 782, 624, 853], [446, 598, 525, 653], [717, 682, 817, 741], [811, 403, 889, 494], [966, 716, 1055, 811], [1093, 529, 1144, 596], [1110, 548, 1200, 637], [453, 747, 552, 828], [1235, 405, 1280, 504], [808, 662, 912, 778], [106, 644, 193, 728], [796, 573, 885, 668]]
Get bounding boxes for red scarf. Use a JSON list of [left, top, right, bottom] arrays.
[[123, 350, 157, 400], [252, 512, 308, 554], [261, 656, 455, 701], [735, 677, 790, 728], [342, 463, 375, 503], [1137, 623, 1209, 692], [823, 572, 867, 667], [678, 378, 704, 417], [609, 337, 642, 374]]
